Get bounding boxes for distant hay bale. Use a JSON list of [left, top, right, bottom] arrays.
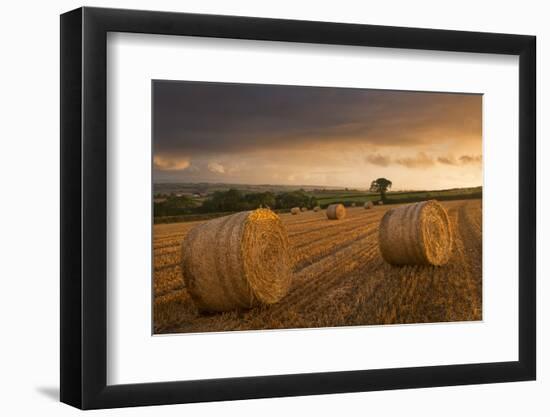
[[351, 202, 356, 207], [378, 200, 453, 266], [326, 203, 346, 220], [181, 209, 292, 312], [313, 206, 321, 212], [364, 201, 374, 209], [290, 207, 300, 215], [378, 200, 384, 205], [301, 207, 308, 212]]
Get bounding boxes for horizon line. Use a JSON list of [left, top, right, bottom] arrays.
[[153, 180, 482, 193]]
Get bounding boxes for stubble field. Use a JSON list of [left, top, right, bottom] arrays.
[[153, 199, 482, 334]]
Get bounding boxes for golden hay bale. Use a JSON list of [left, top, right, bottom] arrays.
[[290, 207, 300, 215], [326, 203, 346, 220], [351, 202, 356, 207], [378, 200, 453, 266], [181, 209, 292, 312], [313, 206, 321, 212], [364, 201, 374, 209], [301, 207, 308, 212]]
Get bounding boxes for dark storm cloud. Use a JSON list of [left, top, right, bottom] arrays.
[[153, 81, 482, 158]]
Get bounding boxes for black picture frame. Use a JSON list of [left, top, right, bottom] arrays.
[[60, 6, 536, 410]]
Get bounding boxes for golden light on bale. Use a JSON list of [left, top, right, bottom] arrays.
[[378, 200, 453, 266], [326, 203, 346, 220], [290, 207, 300, 215], [364, 201, 374, 209], [301, 207, 308, 212], [313, 206, 321, 212], [181, 209, 292, 312]]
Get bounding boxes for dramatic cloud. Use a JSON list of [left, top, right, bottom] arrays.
[[153, 155, 190, 171], [153, 81, 482, 189], [207, 161, 226, 174], [437, 155, 482, 166], [437, 156, 457, 165], [459, 155, 482, 165], [365, 153, 392, 167], [395, 152, 435, 169], [153, 81, 482, 156]]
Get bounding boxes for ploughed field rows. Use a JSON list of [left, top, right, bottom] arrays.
[[153, 200, 482, 334]]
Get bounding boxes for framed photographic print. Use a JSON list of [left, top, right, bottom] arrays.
[[60, 7, 536, 409]]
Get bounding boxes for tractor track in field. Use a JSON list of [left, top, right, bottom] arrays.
[[289, 212, 381, 246], [265, 242, 380, 323], [292, 226, 379, 271], [286, 210, 381, 238]]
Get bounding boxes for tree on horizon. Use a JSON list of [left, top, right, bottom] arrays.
[[370, 178, 392, 202]]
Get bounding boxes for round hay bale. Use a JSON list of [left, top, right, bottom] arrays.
[[378, 200, 384, 205], [364, 201, 374, 209], [351, 202, 356, 207], [313, 206, 321, 212], [378, 200, 453, 266], [326, 203, 346, 220], [290, 207, 300, 215], [181, 209, 292, 312], [301, 207, 308, 212]]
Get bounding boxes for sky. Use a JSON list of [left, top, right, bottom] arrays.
[[153, 81, 482, 191]]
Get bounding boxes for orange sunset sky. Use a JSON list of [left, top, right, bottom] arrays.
[[153, 81, 482, 191]]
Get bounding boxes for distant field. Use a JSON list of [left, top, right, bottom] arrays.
[[153, 185, 482, 223], [153, 199, 482, 334], [314, 186, 482, 207], [154, 182, 341, 196], [154, 211, 235, 224]]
